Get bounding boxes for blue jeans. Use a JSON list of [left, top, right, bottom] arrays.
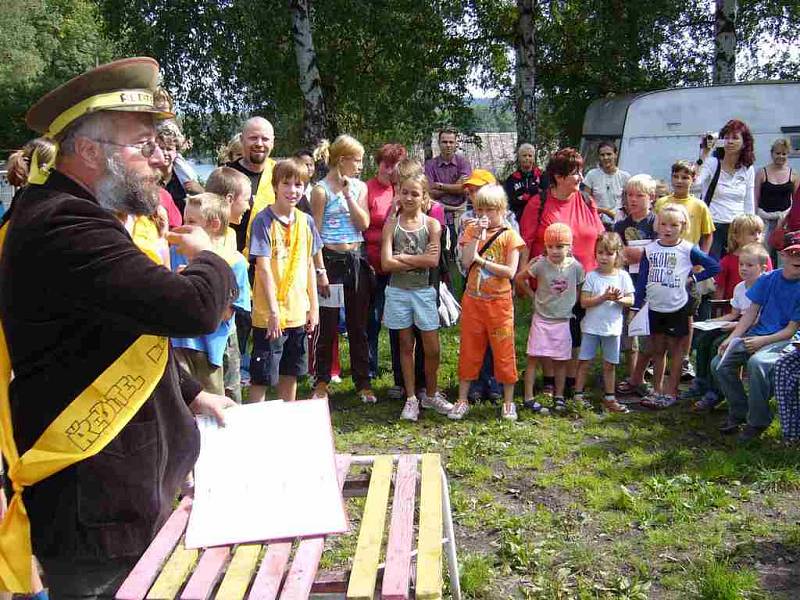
[[713, 339, 791, 428], [367, 274, 390, 378]]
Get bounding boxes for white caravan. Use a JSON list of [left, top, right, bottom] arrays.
[[580, 81, 800, 183]]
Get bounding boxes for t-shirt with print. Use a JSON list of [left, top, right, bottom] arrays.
[[746, 269, 800, 336], [529, 257, 585, 320], [730, 280, 754, 313], [581, 269, 635, 336], [461, 223, 526, 300], [654, 194, 715, 245], [249, 207, 323, 328]]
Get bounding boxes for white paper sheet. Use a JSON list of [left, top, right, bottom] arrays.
[[628, 303, 650, 337], [185, 399, 347, 549], [626, 239, 650, 275], [318, 283, 344, 308], [692, 320, 737, 331]]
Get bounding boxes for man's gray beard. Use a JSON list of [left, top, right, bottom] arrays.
[[96, 154, 160, 216]]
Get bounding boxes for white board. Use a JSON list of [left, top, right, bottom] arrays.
[[185, 399, 347, 549]]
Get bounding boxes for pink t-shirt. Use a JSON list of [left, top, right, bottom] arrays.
[[364, 177, 395, 273], [521, 191, 604, 272]]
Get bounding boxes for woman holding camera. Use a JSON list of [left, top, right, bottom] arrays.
[[697, 119, 756, 257]]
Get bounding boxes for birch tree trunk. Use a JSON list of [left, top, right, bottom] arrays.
[[713, 0, 737, 84], [289, 0, 328, 145], [515, 0, 536, 144]]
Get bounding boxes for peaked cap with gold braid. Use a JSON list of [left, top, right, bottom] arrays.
[[25, 57, 173, 184]]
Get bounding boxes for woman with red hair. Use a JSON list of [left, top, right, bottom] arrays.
[[365, 143, 408, 380], [697, 119, 756, 257]]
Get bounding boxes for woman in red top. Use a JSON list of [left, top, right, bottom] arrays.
[[365, 143, 407, 380], [517, 148, 604, 400]]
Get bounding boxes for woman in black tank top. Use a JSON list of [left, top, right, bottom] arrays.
[[755, 138, 800, 258]]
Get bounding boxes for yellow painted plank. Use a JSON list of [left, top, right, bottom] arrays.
[[215, 544, 261, 600], [416, 454, 443, 600], [146, 543, 198, 600], [346, 455, 394, 600]]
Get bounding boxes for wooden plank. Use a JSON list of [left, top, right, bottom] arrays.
[[179, 547, 230, 600], [346, 456, 393, 600], [416, 454, 443, 600], [145, 544, 198, 600], [280, 455, 352, 599], [117, 497, 193, 600], [381, 455, 418, 600], [248, 543, 292, 600], [215, 544, 261, 600]]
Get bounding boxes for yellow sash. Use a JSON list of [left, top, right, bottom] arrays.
[[243, 158, 276, 259], [0, 223, 169, 592]]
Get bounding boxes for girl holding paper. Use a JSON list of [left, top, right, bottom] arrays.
[[631, 204, 719, 409]]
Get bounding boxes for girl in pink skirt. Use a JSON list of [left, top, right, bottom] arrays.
[[521, 223, 585, 412]]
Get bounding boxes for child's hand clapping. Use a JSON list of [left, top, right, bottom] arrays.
[[604, 286, 622, 301]]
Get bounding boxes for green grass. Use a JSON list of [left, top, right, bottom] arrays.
[[285, 299, 800, 598]]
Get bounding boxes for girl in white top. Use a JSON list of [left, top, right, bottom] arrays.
[[583, 140, 630, 225], [697, 119, 756, 258], [573, 232, 634, 414]]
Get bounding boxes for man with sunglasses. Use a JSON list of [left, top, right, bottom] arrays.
[[0, 58, 237, 595], [713, 231, 800, 442]]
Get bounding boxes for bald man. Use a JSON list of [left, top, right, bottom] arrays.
[[226, 117, 276, 252]]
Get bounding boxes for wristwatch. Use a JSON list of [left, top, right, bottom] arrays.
[[315, 267, 327, 276], [696, 158, 703, 166]]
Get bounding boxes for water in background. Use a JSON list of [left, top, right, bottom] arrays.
[[192, 160, 216, 183]]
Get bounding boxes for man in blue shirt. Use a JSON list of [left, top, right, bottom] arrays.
[[713, 232, 800, 441]]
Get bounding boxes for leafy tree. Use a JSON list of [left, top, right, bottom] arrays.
[[0, 0, 117, 152], [97, 0, 488, 157]]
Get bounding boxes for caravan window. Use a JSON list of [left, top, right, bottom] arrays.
[[780, 127, 800, 157]]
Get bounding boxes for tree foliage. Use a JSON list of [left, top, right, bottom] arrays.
[[97, 0, 490, 156], [0, 0, 117, 152]]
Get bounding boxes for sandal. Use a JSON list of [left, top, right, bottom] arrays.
[[641, 393, 676, 410], [603, 398, 630, 414], [615, 379, 636, 395], [359, 389, 377, 404]]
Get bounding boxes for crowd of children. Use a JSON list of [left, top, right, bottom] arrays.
[[117, 123, 800, 445]]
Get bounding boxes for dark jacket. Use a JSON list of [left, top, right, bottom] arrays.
[[504, 168, 547, 222], [0, 171, 234, 559]]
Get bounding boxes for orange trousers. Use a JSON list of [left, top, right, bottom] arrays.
[[458, 294, 518, 384]]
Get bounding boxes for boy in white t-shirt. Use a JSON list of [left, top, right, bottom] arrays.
[[573, 233, 634, 413]]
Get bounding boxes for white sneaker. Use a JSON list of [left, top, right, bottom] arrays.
[[422, 391, 454, 415], [501, 402, 518, 421], [330, 374, 343, 384], [359, 390, 377, 404], [401, 396, 420, 421], [447, 401, 470, 420]]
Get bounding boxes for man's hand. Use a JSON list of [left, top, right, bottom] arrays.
[[167, 225, 213, 260], [742, 336, 766, 353], [0, 487, 7, 520], [189, 390, 236, 426], [717, 336, 733, 357]]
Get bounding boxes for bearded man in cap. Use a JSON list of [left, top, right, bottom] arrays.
[[0, 58, 236, 596]]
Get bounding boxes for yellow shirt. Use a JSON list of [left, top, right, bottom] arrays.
[[655, 194, 715, 245], [250, 208, 314, 329], [244, 157, 276, 258]]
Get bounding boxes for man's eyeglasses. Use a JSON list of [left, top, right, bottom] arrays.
[[90, 139, 159, 158]]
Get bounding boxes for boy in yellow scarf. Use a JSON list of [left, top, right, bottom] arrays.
[[248, 159, 322, 402]]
